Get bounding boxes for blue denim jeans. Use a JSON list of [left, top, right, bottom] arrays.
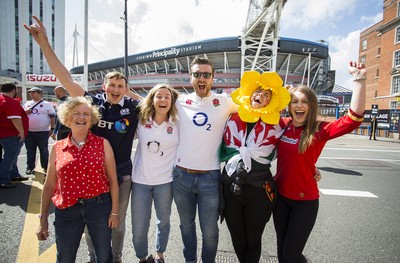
[[85, 175, 132, 262], [0, 136, 23, 184], [172, 167, 221, 263], [24, 131, 49, 170], [54, 193, 113, 263], [131, 182, 173, 259]]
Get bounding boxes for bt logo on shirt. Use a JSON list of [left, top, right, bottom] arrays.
[[97, 118, 130, 133]]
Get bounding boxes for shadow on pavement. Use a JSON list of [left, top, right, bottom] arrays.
[[319, 167, 362, 176]]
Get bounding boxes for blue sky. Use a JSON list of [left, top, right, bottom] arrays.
[[64, 0, 383, 87]]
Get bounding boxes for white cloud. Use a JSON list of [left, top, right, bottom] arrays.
[[126, 0, 247, 54], [328, 30, 360, 88], [360, 12, 383, 29], [280, 0, 358, 31]]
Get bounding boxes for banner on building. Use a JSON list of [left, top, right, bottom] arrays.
[[26, 74, 84, 86]]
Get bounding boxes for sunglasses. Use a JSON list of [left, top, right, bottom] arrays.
[[191, 72, 213, 79]]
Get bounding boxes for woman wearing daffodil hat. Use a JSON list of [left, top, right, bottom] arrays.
[[219, 71, 290, 263]]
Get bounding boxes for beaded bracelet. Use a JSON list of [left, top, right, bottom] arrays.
[[38, 214, 49, 219]]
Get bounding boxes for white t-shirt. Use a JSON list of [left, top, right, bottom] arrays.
[[132, 118, 179, 185], [175, 92, 237, 170], [24, 100, 56, 132]]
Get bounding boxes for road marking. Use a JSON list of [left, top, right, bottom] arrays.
[[319, 156, 400, 162], [325, 147, 400, 153], [16, 172, 56, 263], [320, 189, 378, 198]]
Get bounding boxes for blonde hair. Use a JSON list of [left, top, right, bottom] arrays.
[[57, 96, 101, 128], [289, 85, 321, 153], [138, 84, 179, 125]]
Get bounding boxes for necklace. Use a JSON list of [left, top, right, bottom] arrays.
[[71, 135, 87, 148]]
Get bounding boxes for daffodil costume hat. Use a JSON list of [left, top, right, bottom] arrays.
[[231, 71, 291, 124]]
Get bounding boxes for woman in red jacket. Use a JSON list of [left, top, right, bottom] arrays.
[[273, 62, 366, 263]]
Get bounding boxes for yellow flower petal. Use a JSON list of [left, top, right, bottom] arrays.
[[238, 104, 260, 123], [261, 111, 280, 124]]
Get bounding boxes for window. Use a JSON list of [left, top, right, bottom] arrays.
[[377, 47, 381, 57], [390, 101, 397, 109], [398, 2, 400, 17], [392, 75, 400, 94], [395, 50, 400, 67], [376, 69, 379, 77], [362, 39, 367, 50], [361, 55, 366, 63], [396, 27, 400, 44]]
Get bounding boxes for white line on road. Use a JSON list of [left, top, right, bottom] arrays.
[[325, 147, 400, 153], [320, 189, 378, 198], [319, 156, 400, 162]]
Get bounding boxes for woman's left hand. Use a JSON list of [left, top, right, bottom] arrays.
[[108, 213, 119, 229], [314, 167, 322, 183]]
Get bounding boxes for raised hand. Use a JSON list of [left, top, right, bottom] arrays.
[[348, 61, 367, 80], [23, 15, 49, 46]]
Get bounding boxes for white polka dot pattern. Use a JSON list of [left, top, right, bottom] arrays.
[[51, 132, 110, 209]]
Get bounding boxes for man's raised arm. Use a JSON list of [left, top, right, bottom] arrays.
[[24, 15, 84, 97]]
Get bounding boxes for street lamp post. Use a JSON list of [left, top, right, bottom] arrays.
[[120, 1, 128, 77]]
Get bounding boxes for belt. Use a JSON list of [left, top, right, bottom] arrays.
[[77, 192, 110, 204], [176, 165, 209, 174]]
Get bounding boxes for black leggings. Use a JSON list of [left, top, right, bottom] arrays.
[[273, 194, 319, 263], [223, 183, 273, 263]]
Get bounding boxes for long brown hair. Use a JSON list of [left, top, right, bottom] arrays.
[[289, 85, 321, 153]]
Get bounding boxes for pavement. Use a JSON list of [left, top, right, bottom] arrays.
[[1, 133, 399, 263]]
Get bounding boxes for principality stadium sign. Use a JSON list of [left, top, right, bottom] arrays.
[[26, 74, 84, 86], [136, 44, 203, 61]]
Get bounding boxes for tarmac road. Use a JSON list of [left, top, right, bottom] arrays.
[[1, 134, 399, 263]]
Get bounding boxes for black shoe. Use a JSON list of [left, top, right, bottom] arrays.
[[0, 183, 17, 189], [11, 176, 29, 182], [147, 255, 154, 263], [26, 169, 34, 175]]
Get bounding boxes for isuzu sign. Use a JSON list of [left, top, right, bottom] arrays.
[[26, 74, 83, 86]]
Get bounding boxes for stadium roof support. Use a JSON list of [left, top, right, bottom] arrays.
[[241, 0, 286, 74]]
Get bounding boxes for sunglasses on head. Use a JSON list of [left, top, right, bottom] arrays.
[[191, 72, 213, 79]]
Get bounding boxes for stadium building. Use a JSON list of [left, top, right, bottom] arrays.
[[70, 36, 332, 98]]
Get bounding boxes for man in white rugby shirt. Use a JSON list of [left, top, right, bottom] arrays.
[[172, 56, 237, 263], [24, 87, 55, 175]]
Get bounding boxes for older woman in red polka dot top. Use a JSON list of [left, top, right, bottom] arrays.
[[36, 96, 119, 263]]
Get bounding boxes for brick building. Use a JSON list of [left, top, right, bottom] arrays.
[[360, 0, 400, 111], [359, 0, 400, 137]]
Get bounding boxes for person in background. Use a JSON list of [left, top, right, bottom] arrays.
[[51, 86, 71, 140], [273, 61, 366, 263], [25, 16, 141, 263], [131, 84, 180, 263], [172, 56, 237, 263], [219, 71, 290, 263], [0, 83, 29, 189], [36, 96, 119, 263], [369, 116, 377, 140], [24, 87, 55, 175]]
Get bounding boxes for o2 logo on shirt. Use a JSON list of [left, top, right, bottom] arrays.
[[114, 118, 130, 133], [192, 112, 211, 131]]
